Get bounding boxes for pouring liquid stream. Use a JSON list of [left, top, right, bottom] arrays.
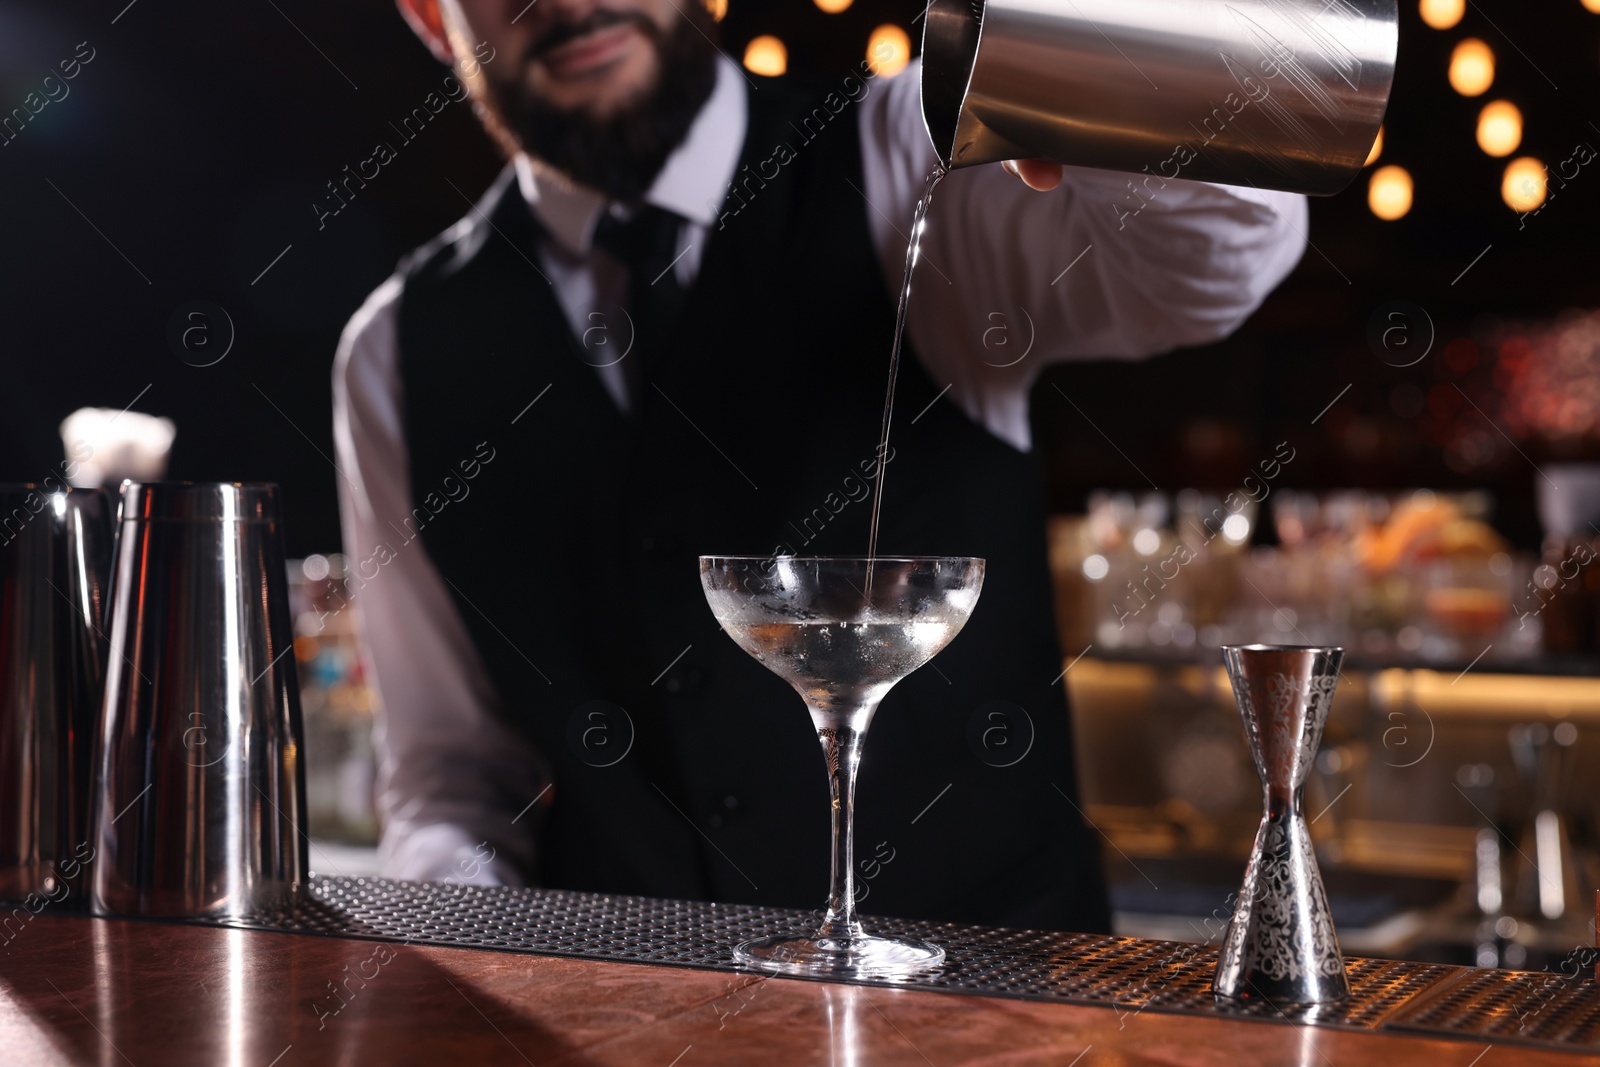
[[864, 165, 945, 594]]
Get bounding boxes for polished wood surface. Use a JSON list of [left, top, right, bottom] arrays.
[[0, 914, 1584, 1065]]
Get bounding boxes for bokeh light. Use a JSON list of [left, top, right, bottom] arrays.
[[1449, 39, 1495, 96], [1584, 0, 1600, 13], [743, 35, 788, 77], [1419, 0, 1465, 29], [1502, 157, 1547, 212], [704, 0, 728, 20], [867, 24, 912, 77], [1494, 312, 1600, 441], [1476, 101, 1522, 157], [815, 0, 854, 11], [1368, 165, 1414, 220], [1365, 125, 1385, 166]]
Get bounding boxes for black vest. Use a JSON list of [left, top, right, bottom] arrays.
[[396, 79, 1108, 932]]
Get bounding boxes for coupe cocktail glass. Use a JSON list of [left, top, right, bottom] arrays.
[[699, 555, 985, 978]]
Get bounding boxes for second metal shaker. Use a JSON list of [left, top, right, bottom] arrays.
[[90, 482, 307, 921], [0, 485, 112, 902]]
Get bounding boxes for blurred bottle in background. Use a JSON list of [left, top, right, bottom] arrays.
[[288, 554, 379, 846]]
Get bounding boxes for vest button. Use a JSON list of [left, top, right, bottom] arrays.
[[663, 667, 703, 695], [706, 794, 741, 829]]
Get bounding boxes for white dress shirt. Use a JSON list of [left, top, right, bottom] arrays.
[[332, 55, 1308, 885]]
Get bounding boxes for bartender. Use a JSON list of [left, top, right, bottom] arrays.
[[333, 0, 1306, 932]]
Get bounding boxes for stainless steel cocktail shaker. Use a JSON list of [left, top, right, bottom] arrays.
[[0, 485, 112, 901], [921, 0, 1398, 195], [90, 482, 307, 921]]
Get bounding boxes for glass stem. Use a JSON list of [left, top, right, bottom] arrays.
[[815, 714, 868, 940]]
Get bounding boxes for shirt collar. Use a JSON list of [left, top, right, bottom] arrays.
[[514, 54, 747, 257]]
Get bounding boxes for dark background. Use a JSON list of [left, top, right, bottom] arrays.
[[1, 0, 1596, 556]]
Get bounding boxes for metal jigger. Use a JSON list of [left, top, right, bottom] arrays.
[[89, 482, 307, 921], [0, 486, 112, 902], [1214, 644, 1350, 1008]]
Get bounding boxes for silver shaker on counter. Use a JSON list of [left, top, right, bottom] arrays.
[[0, 485, 112, 902], [90, 482, 307, 921]]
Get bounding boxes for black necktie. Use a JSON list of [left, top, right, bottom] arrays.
[[592, 205, 688, 407]]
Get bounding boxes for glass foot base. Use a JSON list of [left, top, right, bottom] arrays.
[[733, 933, 945, 978]]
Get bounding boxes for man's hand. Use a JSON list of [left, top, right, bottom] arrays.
[[1002, 159, 1063, 192]]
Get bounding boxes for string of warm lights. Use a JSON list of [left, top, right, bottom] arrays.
[[721, 1, 1571, 218], [1367, 0, 1577, 221], [720, 0, 913, 80]]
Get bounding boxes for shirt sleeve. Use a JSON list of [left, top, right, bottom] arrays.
[[857, 58, 1309, 452], [332, 276, 551, 886]]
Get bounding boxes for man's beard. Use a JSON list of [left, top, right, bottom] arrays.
[[474, 9, 719, 203]]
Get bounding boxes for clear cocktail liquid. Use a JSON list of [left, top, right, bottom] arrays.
[[864, 165, 946, 563], [719, 617, 964, 715]]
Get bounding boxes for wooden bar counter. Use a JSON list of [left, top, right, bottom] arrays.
[[1, 912, 1590, 1066]]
